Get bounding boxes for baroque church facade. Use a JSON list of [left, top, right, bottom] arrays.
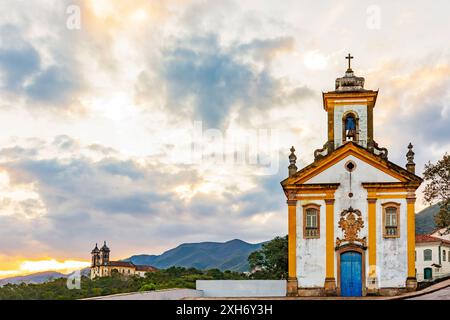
[[90, 242, 157, 279], [281, 56, 423, 297]]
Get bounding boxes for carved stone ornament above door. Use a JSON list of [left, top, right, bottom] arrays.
[[336, 207, 367, 248]]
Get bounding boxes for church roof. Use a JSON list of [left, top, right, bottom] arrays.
[[281, 141, 422, 188], [100, 241, 110, 252], [107, 261, 135, 268], [135, 265, 158, 272], [416, 234, 450, 246], [91, 243, 99, 254], [105, 261, 158, 271]]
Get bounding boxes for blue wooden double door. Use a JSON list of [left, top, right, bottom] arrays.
[[340, 251, 363, 297]]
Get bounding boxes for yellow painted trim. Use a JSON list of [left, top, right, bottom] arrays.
[[325, 200, 334, 279], [323, 91, 378, 112], [297, 196, 327, 200], [295, 145, 407, 184], [363, 186, 408, 193], [375, 194, 407, 199], [407, 200, 416, 278], [288, 201, 297, 279], [368, 198, 377, 277]]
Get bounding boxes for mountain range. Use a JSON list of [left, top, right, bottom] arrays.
[[123, 239, 264, 272], [0, 271, 66, 286], [0, 269, 90, 287], [415, 203, 440, 234], [0, 204, 441, 286]]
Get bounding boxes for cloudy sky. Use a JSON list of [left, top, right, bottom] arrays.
[[0, 0, 449, 277]]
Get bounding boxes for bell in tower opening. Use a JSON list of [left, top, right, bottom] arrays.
[[345, 114, 357, 141]]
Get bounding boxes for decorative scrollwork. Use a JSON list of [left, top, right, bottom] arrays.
[[336, 206, 367, 247], [314, 141, 332, 161], [368, 140, 388, 160]]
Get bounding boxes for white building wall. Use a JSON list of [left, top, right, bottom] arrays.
[[296, 199, 326, 287], [376, 198, 408, 288], [302, 155, 405, 289], [416, 244, 450, 281], [197, 280, 286, 297]]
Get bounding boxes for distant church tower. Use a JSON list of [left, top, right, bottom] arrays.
[[281, 55, 423, 297], [91, 243, 100, 267], [99, 241, 110, 265]]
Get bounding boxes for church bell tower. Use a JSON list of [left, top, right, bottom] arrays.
[[315, 54, 387, 160], [91, 243, 100, 267], [99, 241, 110, 265]]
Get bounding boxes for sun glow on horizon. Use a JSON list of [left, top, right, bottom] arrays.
[[0, 259, 90, 279]]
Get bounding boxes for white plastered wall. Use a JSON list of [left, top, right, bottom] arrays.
[[416, 243, 450, 281], [298, 155, 404, 288], [376, 198, 408, 288], [296, 199, 326, 287]]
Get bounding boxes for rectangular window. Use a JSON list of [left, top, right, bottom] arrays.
[[382, 203, 400, 238], [303, 205, 320, 239]]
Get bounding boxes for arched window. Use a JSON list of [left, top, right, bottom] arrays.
[[424, 249, 432, 261], [303, 204, 320, 239], [382, 202, 400, 238]]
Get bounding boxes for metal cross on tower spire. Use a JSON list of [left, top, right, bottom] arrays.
[[346, 53, 354, 70]]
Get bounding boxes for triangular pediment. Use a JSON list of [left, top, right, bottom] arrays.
[[281, 142, 422, 187]]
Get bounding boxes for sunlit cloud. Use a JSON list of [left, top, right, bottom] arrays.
[[303, 50, 329, 70], [0, 170, 46, 219], [0, 263, 89, 279], [19, 259, 90, 274]]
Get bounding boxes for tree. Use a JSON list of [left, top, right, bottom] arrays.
[[423, 153, 450, 229], [248, 236, 288, 279]]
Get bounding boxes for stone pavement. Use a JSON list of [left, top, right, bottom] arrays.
[[83, 288, 203, 300], [188, 279, 450, 300], [80, 279, 450, 300], [408, 286, 450, 300], [401, 279, 450, 300]]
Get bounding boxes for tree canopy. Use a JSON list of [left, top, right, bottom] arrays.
[[248, 235, 288, 279], [423, 153, 450, 229]]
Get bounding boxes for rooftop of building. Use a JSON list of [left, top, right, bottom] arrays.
[[416, 234, 450, 245]]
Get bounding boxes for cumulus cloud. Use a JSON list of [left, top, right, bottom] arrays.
[[0, 26, 41, 92], [0, 136, 285, 259], [0, 2, 84, 113], [143, 34, 315, 129]]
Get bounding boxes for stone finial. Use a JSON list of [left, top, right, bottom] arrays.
[[288, 146, 298, 177], [335, 55, 365, 92], [406, 142, 415, 174]]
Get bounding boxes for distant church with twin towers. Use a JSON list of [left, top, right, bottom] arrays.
[[90, 241, 157, 279]]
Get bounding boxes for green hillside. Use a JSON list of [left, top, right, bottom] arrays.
[[124, 239, 264, 272], [415, 204, 440, 234]]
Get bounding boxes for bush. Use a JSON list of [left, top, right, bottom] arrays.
[[139, 283, 156, 291]]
